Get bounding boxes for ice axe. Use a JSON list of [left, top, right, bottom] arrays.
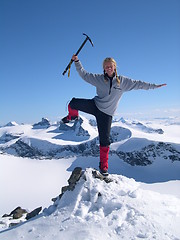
[[62, 33, 94, 77]]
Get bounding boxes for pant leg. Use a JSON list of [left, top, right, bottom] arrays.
[[96, 110, 112, 147], [69, 98, 97, 116], [70, 97, 112, 146], [97, 111, 112, 172]]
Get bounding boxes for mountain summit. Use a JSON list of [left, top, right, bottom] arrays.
[[1, 167, 180, 240]]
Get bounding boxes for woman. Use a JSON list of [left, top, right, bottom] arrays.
[[62, 55, 166, 176]]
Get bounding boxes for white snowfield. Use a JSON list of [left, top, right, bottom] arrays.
[[0, 168, 180, 240], [0, 115, 180, 239]]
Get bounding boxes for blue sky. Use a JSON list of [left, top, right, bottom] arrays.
[[1, 0, 180, 124]]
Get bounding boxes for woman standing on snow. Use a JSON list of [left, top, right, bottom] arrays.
[[61, 54, 166, 176]]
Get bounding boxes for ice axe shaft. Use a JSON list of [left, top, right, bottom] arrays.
[[62, 33, 93, 76]]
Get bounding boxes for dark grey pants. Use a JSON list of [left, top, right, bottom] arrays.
[[69, 98, 112, 147]]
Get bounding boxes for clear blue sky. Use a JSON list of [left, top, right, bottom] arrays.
[[1, 0, 180, 124]]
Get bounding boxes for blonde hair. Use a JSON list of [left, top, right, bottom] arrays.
[[103, 57, 120, 85]]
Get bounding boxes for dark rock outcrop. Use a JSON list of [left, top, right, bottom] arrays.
[[52, 167, 83, 202], [33, 118, 50, 129], [2, 206, 27, 219], [26, 207, 42, 220]]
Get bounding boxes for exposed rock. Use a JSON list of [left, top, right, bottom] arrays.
[[12, 207, 27, 219], [8, 139, 43, 158], [33, 118, 50, 129], [2, 167, 84, 230], [51, 167, 114, 205], [1, 206, 42, 229], [26, 207, 42, 220], [2, 136, 180, 165], [68, 167, 83, 188], [110, 126, 131, 143], [61, 185, 69, 194], [52, 167, 83, 203], [116, 142, 180, 166], [0, 133, 19, 144], [10, 206, 27, 219], [59, 118, 90, 137]]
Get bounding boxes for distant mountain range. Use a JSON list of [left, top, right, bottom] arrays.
[[0, 116, 179, 167]]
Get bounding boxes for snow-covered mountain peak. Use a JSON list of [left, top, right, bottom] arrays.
[[1, 167, 180, 240], [33, 118, 50, 129], [4, 121, 18, 127], [0, 114, 179, 182]]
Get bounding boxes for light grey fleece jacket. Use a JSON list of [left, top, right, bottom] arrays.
[[75, 60, 158, 116]]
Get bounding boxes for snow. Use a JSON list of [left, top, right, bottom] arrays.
[[0, 169, 180, 240], [0, 154, 73, 216], [140, 180, 180, 198], [0, 114, 180, 239]]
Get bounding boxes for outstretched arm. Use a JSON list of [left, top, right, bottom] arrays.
[[121, 76, 167, 91]]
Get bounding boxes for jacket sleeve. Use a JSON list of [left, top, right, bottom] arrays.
[[74, 60, 102, 86], [120, 76, 158, 91]]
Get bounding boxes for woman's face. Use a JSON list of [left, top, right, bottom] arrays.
[[104, 61, 116, 77]]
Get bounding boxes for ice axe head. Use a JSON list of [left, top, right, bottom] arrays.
[[62, 33, 93, 76], [83, 33, 94, 47], [75, 33, 94, 56]]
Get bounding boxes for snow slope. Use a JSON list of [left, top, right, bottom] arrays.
[[0, 154, 74, 216], [0, 115, 180, 239], [0, 168, 180, 240]]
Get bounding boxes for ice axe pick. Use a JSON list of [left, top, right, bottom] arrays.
[[62, 33, 94, 77]]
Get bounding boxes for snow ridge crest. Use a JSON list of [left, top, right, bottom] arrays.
[[1, 168, 180, 240], [42, 168, 180, 240]]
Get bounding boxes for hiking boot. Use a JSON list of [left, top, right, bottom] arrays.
[[99, 168, 109, 177], [61, 115, 79, 124], [61, 103, 79, 123]]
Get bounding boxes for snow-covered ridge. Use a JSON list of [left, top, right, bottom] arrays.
[[1, 168, 180, 240], [0, 116, 180, 165]]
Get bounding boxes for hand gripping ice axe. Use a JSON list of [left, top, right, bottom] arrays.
[[62, 33, 94, 77]]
